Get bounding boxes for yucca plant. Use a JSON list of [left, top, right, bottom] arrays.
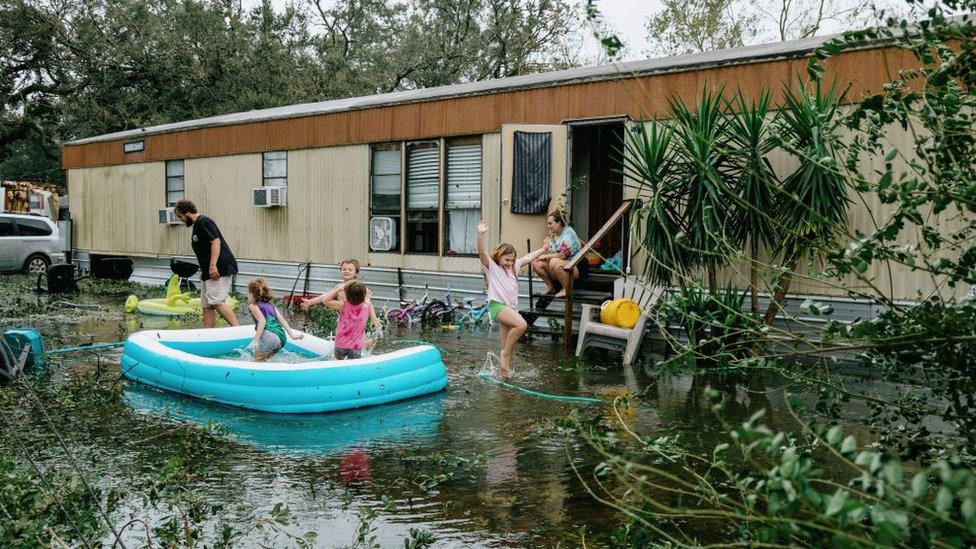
[[669, 88, 738, 292], [621, 118, 688, 285], [764, 79, 851, 325], [725, 89, 780, 317]]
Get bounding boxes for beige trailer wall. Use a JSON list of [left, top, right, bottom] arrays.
[[68, 144, 371, 264], [623, 119, 972, 302]]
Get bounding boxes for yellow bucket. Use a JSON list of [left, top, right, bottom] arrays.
[[599, 298, 642, 328]]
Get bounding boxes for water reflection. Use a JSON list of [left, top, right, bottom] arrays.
[[124, 384, 446, 456]]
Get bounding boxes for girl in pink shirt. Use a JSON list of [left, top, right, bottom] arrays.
[[315, 280, 373, 360], [477, 220, 548, 377]]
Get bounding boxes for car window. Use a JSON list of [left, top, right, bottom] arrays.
[[0, 217, 15, 237], [15, 218, 52, 236]]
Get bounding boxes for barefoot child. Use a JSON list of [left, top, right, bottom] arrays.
[[315, 280, 374, 360], [246, 278, 304, 361], [476, 220, 548, 377]]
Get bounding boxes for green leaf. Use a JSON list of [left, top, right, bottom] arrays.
[[826, 426, 843, 445], [840, 435, 857, 454], [911, 473, 928, 499], [826, 489, 848, 516], [935, 486, 953, 513], [885, 148, 898, 161]]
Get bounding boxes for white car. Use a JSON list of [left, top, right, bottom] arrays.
[[0, 213, 65, 273]]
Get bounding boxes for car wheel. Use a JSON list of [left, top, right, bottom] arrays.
[[23, 254, 50, 275]]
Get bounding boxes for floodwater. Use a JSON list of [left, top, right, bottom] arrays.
[[0, 275, 896, 547]]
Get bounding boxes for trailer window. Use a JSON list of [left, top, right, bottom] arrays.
[[165, 160, 185, 206], [444, 137, 482, 254], [370, 144, 402, 252], [262, 151, 287, 187], [405, 141, 440, 254]]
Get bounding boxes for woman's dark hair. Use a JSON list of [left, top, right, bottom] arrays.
[[345, 281, 367, 305], [548, 210, 567, 227]]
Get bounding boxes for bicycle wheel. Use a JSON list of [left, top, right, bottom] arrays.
[[420, 300, 449, 327]]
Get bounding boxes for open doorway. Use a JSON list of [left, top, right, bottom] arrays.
[[568, 121, 625, 263]]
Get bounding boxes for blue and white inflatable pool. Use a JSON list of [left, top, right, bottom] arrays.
[[120, 326, 448, 413]]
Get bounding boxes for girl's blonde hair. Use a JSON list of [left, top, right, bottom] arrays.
[[247, 278, 274, 302], [491, 243, 517, 273]]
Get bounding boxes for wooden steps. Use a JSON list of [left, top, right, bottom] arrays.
[[522, 272, 615, 340]]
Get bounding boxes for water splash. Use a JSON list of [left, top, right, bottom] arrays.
[[216, 348, 317, 364]]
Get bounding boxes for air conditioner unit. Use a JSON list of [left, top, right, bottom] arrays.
[[369, 216, 397, 252], [158, 207, 180, 225], [253, 186, 287, 207]]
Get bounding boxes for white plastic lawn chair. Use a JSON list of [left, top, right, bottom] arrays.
[[576, 277, 663, 365]]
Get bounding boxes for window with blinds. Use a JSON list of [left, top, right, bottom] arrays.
[[444, 138, 482, 254], [165, 160, 184, 206], [370, 143, 402, 252], [406, 141, 440, 253], [262, 151, 287, 187]]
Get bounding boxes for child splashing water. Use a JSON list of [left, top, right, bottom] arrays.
[[246, 278, 304, 361], [302, 259, 382, 349], [314, 280, 373, 360], [476, 220, 548, 377]]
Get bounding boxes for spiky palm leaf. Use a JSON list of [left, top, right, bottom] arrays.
[[668, 88, 738, 283], [622, 119, 689, 285]]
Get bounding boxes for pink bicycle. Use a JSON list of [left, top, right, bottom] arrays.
[[383, 284, 430, 327]]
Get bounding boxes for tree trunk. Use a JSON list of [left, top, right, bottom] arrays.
[[707, 266, 717, 294], [750, 241, 760, 318], [763, 257, 798, 326]]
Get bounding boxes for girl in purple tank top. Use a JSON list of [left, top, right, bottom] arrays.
[[246, 278, 303, 361]]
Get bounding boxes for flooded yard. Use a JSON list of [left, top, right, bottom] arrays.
[[0, 274, 901, 547]]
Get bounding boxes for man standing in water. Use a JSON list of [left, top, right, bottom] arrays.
[[173, 199, 239, 328]]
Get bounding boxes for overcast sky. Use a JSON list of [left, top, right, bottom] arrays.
[[245, 0, 663, 61]]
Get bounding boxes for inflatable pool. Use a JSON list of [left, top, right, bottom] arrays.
[[120, 326, 448, 413], [124, 275, 239, 317]]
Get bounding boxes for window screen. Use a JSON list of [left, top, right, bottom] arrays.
[[444, 139, 482, 254], [263, 151, 287, 187], [406, 142, 440, 253], [165, 160, 185, 206], [370, 144, 401, 252]]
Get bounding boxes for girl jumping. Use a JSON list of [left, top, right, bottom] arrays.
[[476, 220, 548, 377]]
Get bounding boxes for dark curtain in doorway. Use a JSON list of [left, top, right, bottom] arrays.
[[511, 131, 551, 214]]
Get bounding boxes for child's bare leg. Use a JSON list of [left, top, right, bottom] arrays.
[[496, 308, 527, 377], [550, 258, 579, 298], [532, 258, 555, 294]]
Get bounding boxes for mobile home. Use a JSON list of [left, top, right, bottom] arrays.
[[62, 32, 938, 308]]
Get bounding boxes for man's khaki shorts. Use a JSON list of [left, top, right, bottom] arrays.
[[201, 276, 232, 308]]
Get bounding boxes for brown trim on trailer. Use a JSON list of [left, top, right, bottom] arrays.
[[62, 46, 918, 170]]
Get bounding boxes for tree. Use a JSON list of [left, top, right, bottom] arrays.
[[644, 0, 754, 56]]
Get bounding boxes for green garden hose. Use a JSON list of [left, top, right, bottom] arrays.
[[478, 373, 603, 404]]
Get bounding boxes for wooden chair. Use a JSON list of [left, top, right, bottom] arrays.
[[576, 277, 663, 365]]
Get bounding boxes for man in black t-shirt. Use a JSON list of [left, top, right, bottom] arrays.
[[174, 199, 239, 328]]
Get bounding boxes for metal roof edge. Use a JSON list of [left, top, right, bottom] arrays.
[[63, 18, 955, 147]]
